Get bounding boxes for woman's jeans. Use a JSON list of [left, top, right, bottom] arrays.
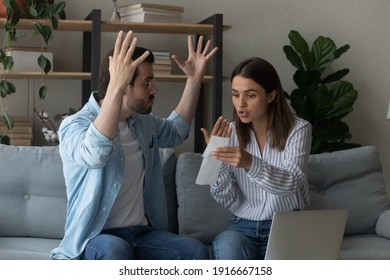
[[81, 225, 209, 260], [212, 216, 272, 260]]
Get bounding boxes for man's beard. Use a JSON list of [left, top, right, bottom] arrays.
[[130, 96, 154, 114]]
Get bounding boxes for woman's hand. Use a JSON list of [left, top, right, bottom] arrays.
[[201, 116, 232, 145], [212, 146, 252, 171]]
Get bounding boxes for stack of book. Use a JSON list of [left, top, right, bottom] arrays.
[[0, 116, 33, 146], [118, 3, 184, 23], [152, 50, 172, 75]]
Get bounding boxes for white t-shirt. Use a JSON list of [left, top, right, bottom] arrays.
[[104, 121, 148, 229]]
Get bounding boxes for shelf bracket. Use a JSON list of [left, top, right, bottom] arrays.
[[195, 14, 223, 153], [82, 9, 101, 105]]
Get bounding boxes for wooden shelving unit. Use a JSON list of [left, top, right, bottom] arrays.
[[0, 11, 231, 152]]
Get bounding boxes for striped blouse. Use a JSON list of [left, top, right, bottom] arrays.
[[210, 117, 312, 221]]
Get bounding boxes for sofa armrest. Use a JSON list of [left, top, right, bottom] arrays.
[[376, 210, 390, 239]]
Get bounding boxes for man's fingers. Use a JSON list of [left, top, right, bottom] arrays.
[[113, 30, 125, 58], [205, 46, 219, 60]]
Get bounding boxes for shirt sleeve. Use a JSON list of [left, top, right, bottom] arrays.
[[246, 120, 312, 198], [210, 163, 242, 211]]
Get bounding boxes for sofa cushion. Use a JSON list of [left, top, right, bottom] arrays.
[[307, 146, 390, 235], [376, 210, 390, 239], [159, 148, 178, 233], [175, 152, 232, 245], [0, 145, 67, 239]]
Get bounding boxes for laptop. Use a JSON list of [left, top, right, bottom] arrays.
[[264, 209, 348, 260]]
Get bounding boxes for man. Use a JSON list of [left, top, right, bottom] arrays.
[[51, 31, 218, 259]]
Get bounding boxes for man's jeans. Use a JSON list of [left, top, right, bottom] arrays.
[[212, 216, 272, 260], [81, 225, 209, 260]]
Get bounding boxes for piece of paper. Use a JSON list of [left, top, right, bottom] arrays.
[[195, 136, 229, 185]]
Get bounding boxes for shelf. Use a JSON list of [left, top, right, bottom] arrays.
[[2, 72, 214, 82], [2, 71, 90, 80], [0, 18, 231, 35]]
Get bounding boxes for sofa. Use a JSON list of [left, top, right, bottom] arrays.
[[1, 144, 390, 259]]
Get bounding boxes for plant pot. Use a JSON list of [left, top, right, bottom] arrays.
[[0, 0, 27, 18]]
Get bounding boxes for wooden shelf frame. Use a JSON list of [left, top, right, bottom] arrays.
[[0, 18, 231, 34]]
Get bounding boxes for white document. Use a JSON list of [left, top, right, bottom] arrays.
[[195, 136, 229, 185]]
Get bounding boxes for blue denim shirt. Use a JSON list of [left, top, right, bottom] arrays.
[[50, 93, 190, 259]]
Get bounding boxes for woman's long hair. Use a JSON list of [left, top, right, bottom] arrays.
[[231, 57, 295, 151]]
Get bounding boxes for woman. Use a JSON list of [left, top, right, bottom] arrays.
[[201, 57, 312, 259]]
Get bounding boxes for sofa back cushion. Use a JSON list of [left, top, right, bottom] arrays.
[[175, 152, 232, 245], [159, 148, 178, 233], [307, 145, 390, 235], [0, 145, 67, 239]]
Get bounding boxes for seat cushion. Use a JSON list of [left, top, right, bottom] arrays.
[[340, 234, 390, 260], [0, 237, 61, 260]]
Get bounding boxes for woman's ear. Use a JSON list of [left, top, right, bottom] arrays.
[[268, 90, 277, 103]]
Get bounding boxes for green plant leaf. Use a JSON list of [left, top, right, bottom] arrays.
[[0, 80, 16, 97], [38, 54, 52, 74], [51, 15, 58, 29], [311, 36, 336, 73], [3, 55, 14, 71], [29, 6, 38, 17], [288, 30, 313, 69], [334, 44, 350, 60], [3, 0, 12, 10], [283, 45, 303, 69], [327, 81, 357, 117], [321, 68, 349, 83], [39, 85, 48, 100], [55, 1, 67, 15], [2, 112, 14, 130], [34, 22, 53, 45], [293, 69, 321, 92], [307, 84, 332, 122], [0, 134, 11, 145], [313, 120, 351, 143]]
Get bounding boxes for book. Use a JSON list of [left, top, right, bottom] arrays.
[[119, 7, 182, 17], [153, 64, 171, 71], [152, 50, 170, 57], [118, 3, 184, 13], [0, 125, 32, 134], [10, 138, 32, 146], [120, 12, 182, 23], [10, 133, 33, 140], [154, 58, 172, 65]]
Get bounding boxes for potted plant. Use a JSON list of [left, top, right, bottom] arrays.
[[0, 0, 66, 144], [283, 30, 360, 154]]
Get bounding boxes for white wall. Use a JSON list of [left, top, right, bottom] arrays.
[[3, 0, 390, 195]]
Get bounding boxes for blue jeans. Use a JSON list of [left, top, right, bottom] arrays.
[[81, 225, 209, 260], [212, 216, 272, 260]]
